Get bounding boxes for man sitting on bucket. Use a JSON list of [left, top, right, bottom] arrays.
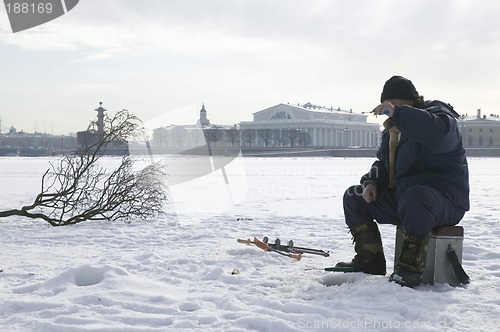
[[336, 75, 470, 288]]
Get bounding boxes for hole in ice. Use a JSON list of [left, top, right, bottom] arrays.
[[321, 273, 366, 286]]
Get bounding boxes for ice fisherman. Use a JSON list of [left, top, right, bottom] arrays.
[[336, 75, 470, 287]]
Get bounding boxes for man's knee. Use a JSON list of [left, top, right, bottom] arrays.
[[343, 185, 364, 203], [343, 185, 367, 227]]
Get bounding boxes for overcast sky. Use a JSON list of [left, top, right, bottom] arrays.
[[1, 0, 499, 135]]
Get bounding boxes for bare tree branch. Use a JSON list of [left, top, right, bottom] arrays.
[[0, 109, 168, 226]]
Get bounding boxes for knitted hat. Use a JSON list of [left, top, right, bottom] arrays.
[[380, 76, 419, 103]]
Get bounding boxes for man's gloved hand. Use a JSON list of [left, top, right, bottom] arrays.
[[372, 101, 395, 117], [362, 182, 378, 203]]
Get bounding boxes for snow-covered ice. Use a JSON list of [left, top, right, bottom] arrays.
[[1, 156, 499, 331]]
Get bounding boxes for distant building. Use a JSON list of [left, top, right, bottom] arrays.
[[239, 103, 381, 148], [0, 129, 77, 156], [460, 109, 500, 148], [151, 104, 239, 151]]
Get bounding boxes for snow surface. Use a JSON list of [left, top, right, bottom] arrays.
[[0, 156, 499, 331]]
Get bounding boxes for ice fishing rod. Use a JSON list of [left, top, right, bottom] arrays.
[[361, 109, 390, 115]]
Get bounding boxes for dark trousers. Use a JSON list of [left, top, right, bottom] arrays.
[[343, 184, 466, 236]]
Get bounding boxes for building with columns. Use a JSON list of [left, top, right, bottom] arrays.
[[239, 103, 381, 148], [460, 109, 500, 148]]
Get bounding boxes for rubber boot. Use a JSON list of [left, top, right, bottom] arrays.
[[335, 222, 386, 275], [389, 230, 431, 288]]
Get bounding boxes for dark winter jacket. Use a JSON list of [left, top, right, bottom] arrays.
[[361, 100, 470, 210]]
